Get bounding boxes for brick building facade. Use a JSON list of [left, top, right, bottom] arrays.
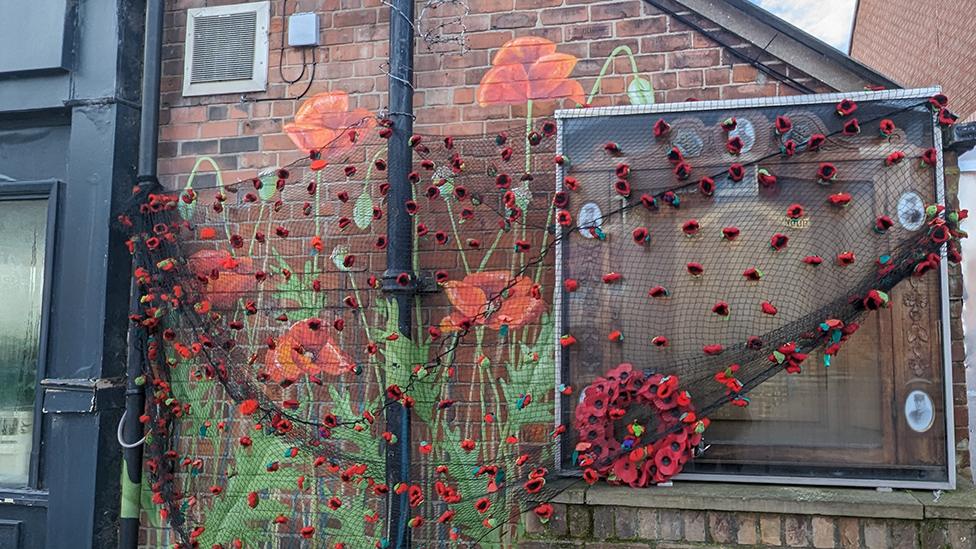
[[851, 0, 976, 123], [142, 0, 975, 547]]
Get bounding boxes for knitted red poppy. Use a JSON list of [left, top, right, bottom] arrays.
[[653, 118, 671, 138]]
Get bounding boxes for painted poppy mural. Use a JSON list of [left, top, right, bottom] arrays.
[[134, 38, 959, 549], [263, 319, 355, 382], [476, 37, 585, 106], [440, 271, 546, 332], [283, 90, 375, 158]]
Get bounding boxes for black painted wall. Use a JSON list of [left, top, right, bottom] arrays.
[[0, 1, 145, 547]]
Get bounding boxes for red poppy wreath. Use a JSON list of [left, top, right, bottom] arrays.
[[573, 363, 707, 488]]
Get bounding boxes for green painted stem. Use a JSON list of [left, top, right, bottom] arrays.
[[477, 229, 506, 272], [444, 198, 472, 274], [185, 156, 230, 243], [586, 45, 641, 105]]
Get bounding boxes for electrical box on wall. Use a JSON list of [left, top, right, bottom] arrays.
[[287, 12, 319, 47]]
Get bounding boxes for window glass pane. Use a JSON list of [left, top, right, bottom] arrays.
[[0, 199, 47, 487]]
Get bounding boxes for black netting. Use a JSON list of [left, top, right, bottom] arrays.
[[126, 91, 963, 548]]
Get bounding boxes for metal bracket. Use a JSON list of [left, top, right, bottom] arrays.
[[380, 271, 442, 295], [41, 377, 125, 414]]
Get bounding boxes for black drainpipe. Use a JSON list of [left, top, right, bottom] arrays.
[[382, 0, 415, 546], [120, 0, 164, 547]]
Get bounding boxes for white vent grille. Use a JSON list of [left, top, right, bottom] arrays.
[[183, 2, 269, 97]]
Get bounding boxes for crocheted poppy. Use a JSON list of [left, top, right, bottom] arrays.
[[720, 117, 737, 131], [712, 301, 730, 317], [760, 301, 778, 315], [816, 162, 837, 183], [930, 223, 951, 244], [786, 203, 805, 219], [686, 262, 704, 276], [496, 173, 512, 189], [553, 191, 569, 208], [929, 93, 949, 110], [703, 344, 724, 355], [651, 335, 670, 347], [632, 227, 650, 245], [604, 142, 621, 154], [682, 219, 701, 236], [807, 133, 826, 151], [842, 118, 860, 136], [667, 146, 684, 164], [603, 272, 622, 284], [556, 210, 572, 226], [939, 108, 958, 126], [837, 251, 856, 265], [863, 289, 889, 310], [722, 226, 740, 240], [541, 120, 557, 137], [653, 118, 671, 138], [836, 98, 857, 116], [726, 136, 744, 155], [827, 192, 851, 207], [563, 176, 578, 191], [770, 233, 789, 251], [874, 215, 894, 233], [635, 194, 655, 211], [742, 267, 763, 281], [885, 151, 905, 166], [774, 115, 792, 134], [922, 148, 938, 167], [879, 118, 895, 137], [614, 179, 631, 197], [781, 139, 796, 157], [802, 255, 823, 265], [648, 285, 669, 298], [673, 161, 692, 180], [728, 163, 745, 182], [698, 176, 715, 196]]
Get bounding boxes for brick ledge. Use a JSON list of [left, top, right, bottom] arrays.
[[548, 476, 976, 521]]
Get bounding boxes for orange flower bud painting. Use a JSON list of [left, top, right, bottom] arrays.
[[283, 91, 375, 158], [476, 37, 584, 106]]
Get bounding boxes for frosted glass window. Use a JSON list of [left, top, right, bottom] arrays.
[[0, 199, 47, 487]]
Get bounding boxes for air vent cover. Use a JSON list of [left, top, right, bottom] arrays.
[[183, 1, 269, 97]]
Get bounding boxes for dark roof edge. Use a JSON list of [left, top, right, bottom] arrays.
[[660, 0, 901, 91], [722, 0, 900, 88]]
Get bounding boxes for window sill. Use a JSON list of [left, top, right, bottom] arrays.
[[549, 476, 976, 521], [0, 488, 48, 507]]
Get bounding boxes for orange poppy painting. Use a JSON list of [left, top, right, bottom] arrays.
[[188, 249, 258, 309], [476, 37, 585, 107], [283, 91, 375, 158], [440, 270, 546, 332], [263, 320, 355, 383]]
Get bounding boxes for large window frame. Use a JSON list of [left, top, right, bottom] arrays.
[[0, 179, 59, 500], [552, 88, 955, 490]]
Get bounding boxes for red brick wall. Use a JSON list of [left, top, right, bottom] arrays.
[[157, 0, 834, 190], [851, 0, 976, 123], [145, 2, 969, 546]]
